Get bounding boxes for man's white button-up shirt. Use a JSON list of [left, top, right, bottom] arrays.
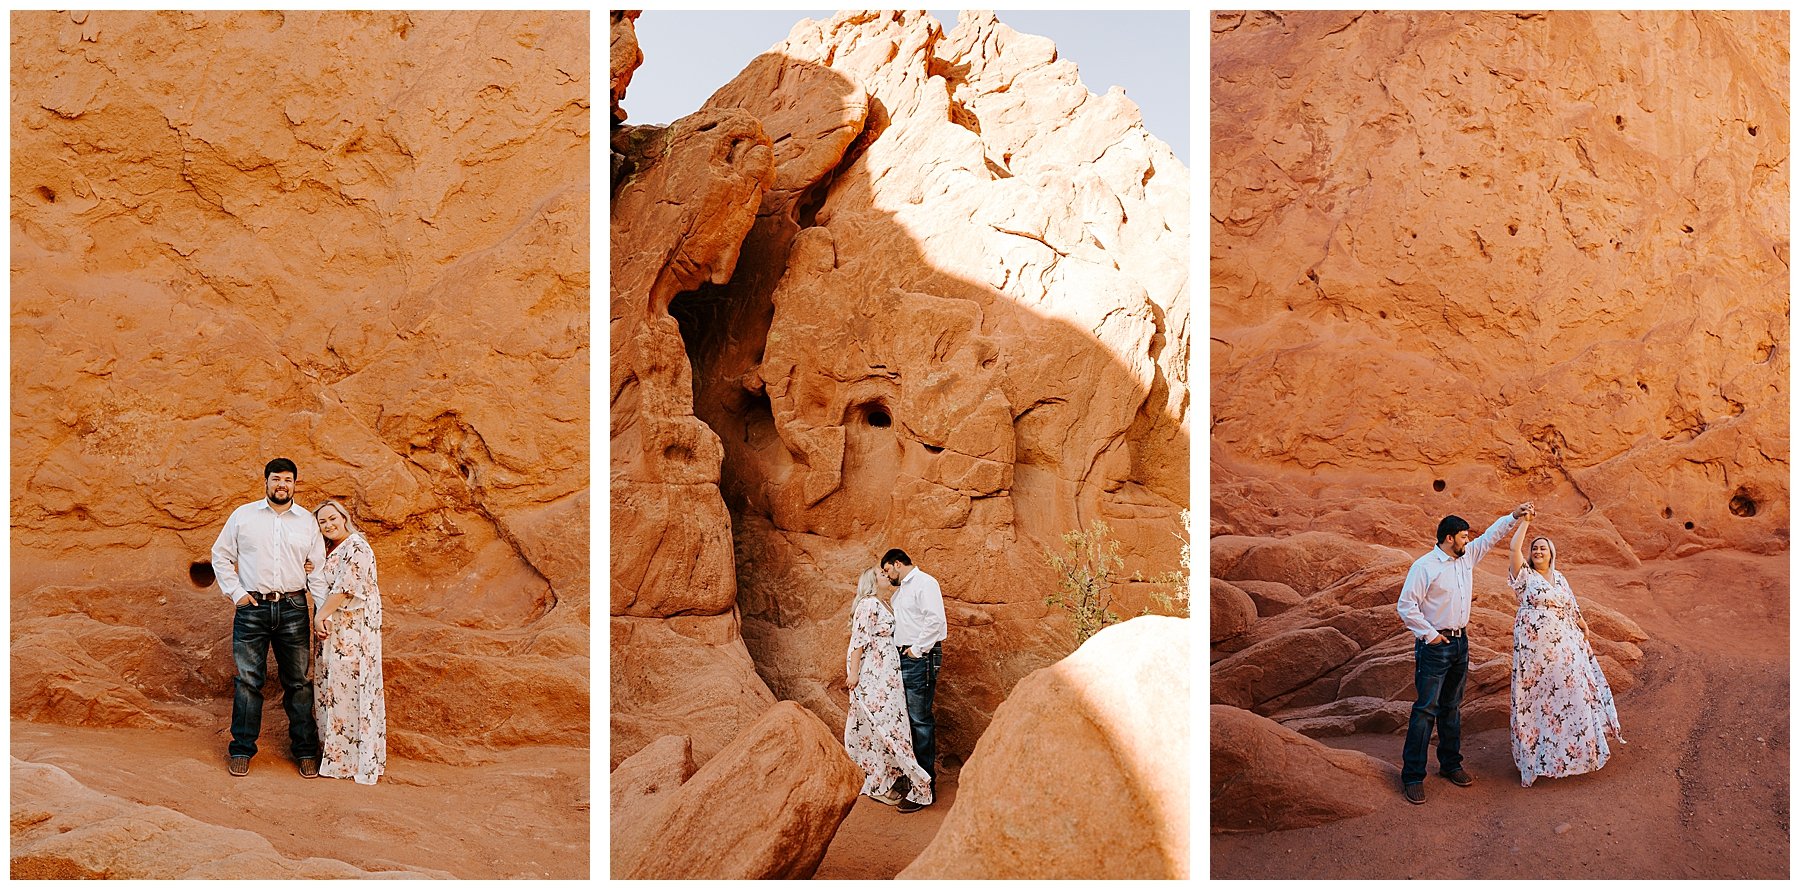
[[1396, 514, 1517, 641], [892, 567, 947, 654], [211, 498, 328, 607]]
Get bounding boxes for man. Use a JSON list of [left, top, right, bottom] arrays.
[[1395, 502, 1532, 804], [881, 548, 945, 814], [211, 457, 327, 778]]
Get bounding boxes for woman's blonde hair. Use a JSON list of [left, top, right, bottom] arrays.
[[856, 566, 880, 601]]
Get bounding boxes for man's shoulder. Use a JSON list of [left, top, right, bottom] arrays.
[[912, 568, 941, 588], [229, 499, 269, 518], [1408, 549, 1448, 570]]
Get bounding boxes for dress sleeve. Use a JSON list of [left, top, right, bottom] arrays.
[[849, 597, 875, 651], [338, 538, 378, 607], [1506, 567, 1528, 597]]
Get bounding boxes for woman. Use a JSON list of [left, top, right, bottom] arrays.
[[1506, 507, 1624, 787], [844, 566, 932, 807], [310, 500, 387, 785]]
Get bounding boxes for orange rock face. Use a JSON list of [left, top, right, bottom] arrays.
[[10, 0, 588, 786], [1212, 10, 1787, 558], [660, 9, 1192, 766], [1210, 10, 1785, 835], [900, 617, 1190, 879]]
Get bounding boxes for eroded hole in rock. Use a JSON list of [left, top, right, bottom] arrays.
[[1432, 479, 1446, 492], [188, 561, 215, 587], [664, 443, 694, 463], [1378, 310, 1387, 319], [1507, 223, 1518, 236], [35, 185, 56, 203], [1637, 381, 1649, 393], [1681, 223, 1694, 233], [1615, 114, 1624, 129], [1730, 491, 1758, 517], [923, 444, 944, 454], [1684, 521, 1695, 530], [864, 406, 891, 428], [1749, 125, 1759, 136], [1662, 506, 1673, 519]]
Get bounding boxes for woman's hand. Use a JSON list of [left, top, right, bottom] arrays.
[[312, 612, 330, 639], [304, 559, 315, 573]]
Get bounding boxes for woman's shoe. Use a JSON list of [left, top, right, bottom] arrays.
[[869, 790, 903, 805], [897, 799, 927, 814]]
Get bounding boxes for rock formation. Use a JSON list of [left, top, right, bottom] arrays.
[[11, 8, 588, 873], [900, 617, 1189, 879], [1212, 10, 1787, 557], [1211, 9, 1785, 834], [11, 758, 453, 879], [611, 702, 862, 880], [612, 9, 1188, 775], [1210, 705, 1400, 833]]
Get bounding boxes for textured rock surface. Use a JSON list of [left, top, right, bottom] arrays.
[[1211, 705, 1401, 833], [664, 9, 1191, 766], [11, 9, 587, 876], [900, 617, 1189, 879], [11, 758, 452, 879], [614, 701, 863, 880], [608, 8, 779, 768], [1209, 10, 1781, 840], [1212, 10, 1787, 558]]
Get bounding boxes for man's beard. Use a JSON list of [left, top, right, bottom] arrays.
[[269, 491, 292, 505]]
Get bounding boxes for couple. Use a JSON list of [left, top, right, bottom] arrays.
[[1397, 502, 1625, 803], [209, 457, 387, 784], [843, 549, 945, 814]]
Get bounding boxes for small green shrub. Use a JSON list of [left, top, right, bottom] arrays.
[[1045, 519, 1126, 648]]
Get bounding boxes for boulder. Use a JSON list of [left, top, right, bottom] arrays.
[[1211, 705, 1399, 833], [900, 617, 1188, 879], [609, 735, 695, 877], [1233, 579, 1304, 616], [1211, 579, 1258, 642], [616, 701, 862, 880], [1212, 626, 1363, 709]]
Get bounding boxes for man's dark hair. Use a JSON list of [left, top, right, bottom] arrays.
[[880, 548, 912, 567], [264, 457, 299, 479], [1435, 515, 1471, 545]]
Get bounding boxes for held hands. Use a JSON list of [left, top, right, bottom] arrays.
[[1512, 502, 1537, 521], [312, 612, 330, 639]]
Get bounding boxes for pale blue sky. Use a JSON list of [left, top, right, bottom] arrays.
[[623, 10, 1189, 164]]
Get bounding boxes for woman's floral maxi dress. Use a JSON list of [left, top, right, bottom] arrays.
[[1509, 567, 1624, 787], [314, 532, 387, 785], [844, 595, 932, 804]]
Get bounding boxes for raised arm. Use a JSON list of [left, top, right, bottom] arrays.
[[1466, 502, 1533, 567], [1509, 513, 1531, 579]]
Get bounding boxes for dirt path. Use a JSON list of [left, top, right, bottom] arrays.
[[813, 772, 958, 878], [12, 721, 588, 879], [1212, 554, 1789, 879]]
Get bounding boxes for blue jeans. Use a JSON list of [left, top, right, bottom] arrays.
[[1401, 634, 1467, 785], [229, 597, 317, 759], [899, 642, 942, 781]]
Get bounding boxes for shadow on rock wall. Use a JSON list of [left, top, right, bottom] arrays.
[[11, 10, 589, 764], [612, 10, 1189, 770]]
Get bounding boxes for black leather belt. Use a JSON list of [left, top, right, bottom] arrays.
[[245, 589, 305, 604], [1437, 627, 1466, 638]]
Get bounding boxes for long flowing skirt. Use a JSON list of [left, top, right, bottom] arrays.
[[844, 645, 932, 805], [1511, 605, 1623, 787]]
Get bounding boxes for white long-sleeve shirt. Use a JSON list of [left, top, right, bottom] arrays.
[[1396, 514, 1518, 641], [211, 498, 328, 607], [892, 567, 947, 653]]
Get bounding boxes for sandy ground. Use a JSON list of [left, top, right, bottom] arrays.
[[814, 771, 958, 879], [12, 720, 589, 879], [1212, 553, 1789, 879]]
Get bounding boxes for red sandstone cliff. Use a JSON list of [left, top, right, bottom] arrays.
[[612, 8, 1189, 767], [1210, 11, 1787, 877], [11, 10, 588, 878]]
